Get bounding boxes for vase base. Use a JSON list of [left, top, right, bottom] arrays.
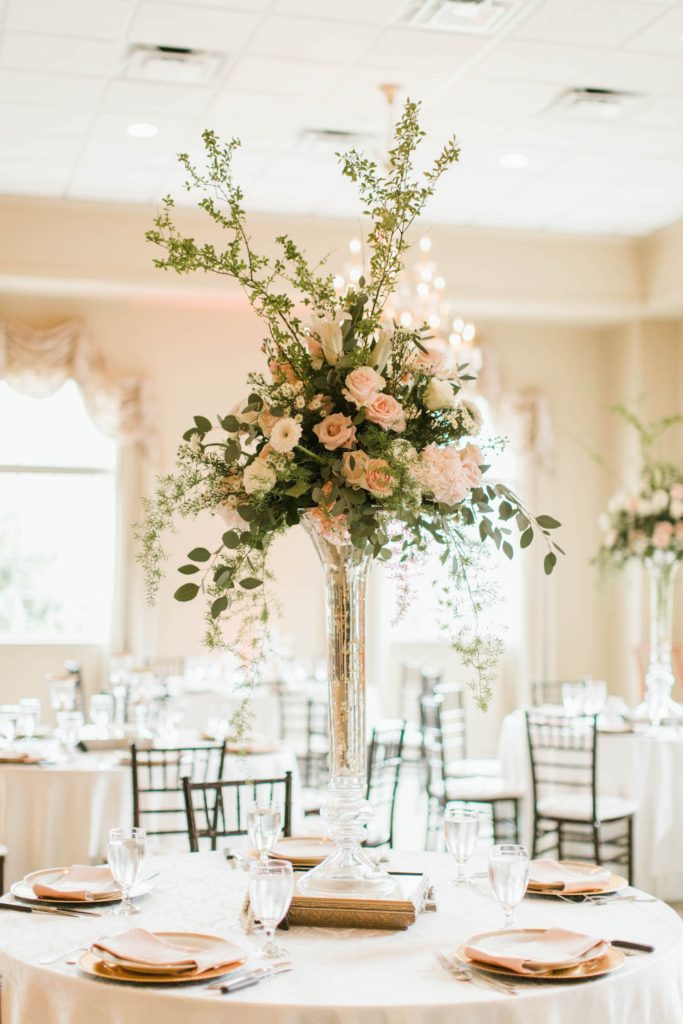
[[633, 693, 682, 726], [296, 847, 399, 899]]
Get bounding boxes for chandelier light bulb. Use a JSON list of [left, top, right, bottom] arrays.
[[419, 237, 432, 252], [417, 282, 429, 297], [349, 238, 362, 253], [434, 276, 445, 289], [333, 275, 345, 289], [449, 332, 458, 344], [453, 318, 464, 333], [463, 323, 476, 342], [428, 315, 440, 328], [420, 268, 433, 282], [399, 312, 412, 327], [349, 267, 361, 282]]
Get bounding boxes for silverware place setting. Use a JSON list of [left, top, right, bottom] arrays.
[[434, 952, 519, 996]]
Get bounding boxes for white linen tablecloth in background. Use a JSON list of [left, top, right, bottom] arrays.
[[498, 709, 683, 900], [0, 850, 681, 1024]]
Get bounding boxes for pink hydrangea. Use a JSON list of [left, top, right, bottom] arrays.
[[459, 443, 484, 489], [416, 444, 472, 506], [652, 521, 674, 549]]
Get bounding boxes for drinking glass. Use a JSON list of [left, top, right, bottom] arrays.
[[249, 860, 294, 959], [107, 827, 146, 915], [444, 807, 480, 885], [56, 710, 84, 756], [583, 680, 607, 716], [18, 698, 41, 740], [489, 844, 529, 929], [89, 694, 115, 737], [247, 802, 283, 862], [0, 705, 21, 749], [561, 683, 584, 716], [49, 677, 77, 713]]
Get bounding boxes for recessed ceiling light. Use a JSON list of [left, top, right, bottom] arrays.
[[127, 122, 158, 138], [500, 153, 528, 169]]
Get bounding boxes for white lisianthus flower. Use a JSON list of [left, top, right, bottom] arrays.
[[670, 499, 683, 520], [308, 312, 350, 365], [243, 460, 276, 495], [423, 377, 455, 411], [651, 489, 670, 514], [269, 417, 302, 454], [370, 328, 393, 373]]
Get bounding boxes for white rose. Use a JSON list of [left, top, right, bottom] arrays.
[[243, 461, 276, 495], [269, 417, 302, 454], [423, 378, 455, 411], [670, 499, 683, 520], [651, 489, 670, 513], [637, 496, 654, 516]]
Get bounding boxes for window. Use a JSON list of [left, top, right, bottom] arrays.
[[0, 380, 117, 643]]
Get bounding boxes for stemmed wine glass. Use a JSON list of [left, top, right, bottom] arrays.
[[488, 844, 529, 929], [0, 705, 21, 750], [249, 860, 294, 960], [444, 807, 480, 886], [107, 827, 146, 916], [247, 801, 283, 863]]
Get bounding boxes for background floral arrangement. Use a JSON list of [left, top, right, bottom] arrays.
[[596, 406, 683, 568], [138, 102, 561, 707]]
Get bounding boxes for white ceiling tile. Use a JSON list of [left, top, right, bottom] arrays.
[[514, 0, 661, 47], [228, 56, 341, 97], [0, 132, 79, 162], [433, 78, 558, 123], [0, 32, 124, 76], [367, 26, 489, 71], [273, 0, 408, 24], [584, 122, 682, 159], [5, 0, 136, 40], [0, 156, 72, 195], [247, 15, 377, 61], [101, 80, 212, 117], [626, 4, 683, 52], [496, 117, 605, 149], [157, 0, 270, 8], [128, 2, 261, 52], [471, 40, 609, 86], [634, 94, 683, 129], [582, 49, 683, 92], [0, 103, 92, 135], [0, 70, 103, 110]]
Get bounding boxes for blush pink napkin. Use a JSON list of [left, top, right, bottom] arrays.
[[464, 928, 607, 975], [33, 865, 119, 901], [93, 929, 246, 973], [528, 859, 611, 893]]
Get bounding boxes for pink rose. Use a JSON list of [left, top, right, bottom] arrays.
[[652, 521, 674, 549], [671, 483, 683, 502], [459, 443, 484, 489], [258, 408, 280, 437], [313, 413, 357, 451], [675, 522, 683, 541], [363, 458, 394, 499], [365, 394, 406, 433], [417, 443, 471, 506], [343, 366, 385, 408], [268, 360, 297, 385], [305, 336, 324, 368], [626, 496, 640, 513], [341, 450, 369, 487], [411, 338, 453, 375]]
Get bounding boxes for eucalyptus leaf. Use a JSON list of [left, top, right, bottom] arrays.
[[174, 582, 199, 602]]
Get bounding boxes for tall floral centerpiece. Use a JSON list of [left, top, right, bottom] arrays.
[[596, 408, 683, 725], [140, 103, 560, 895]]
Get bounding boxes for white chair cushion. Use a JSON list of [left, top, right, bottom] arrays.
[[537, 793, 637, 823], [446, 758, 502, 779], [443, 776, 524, 802]]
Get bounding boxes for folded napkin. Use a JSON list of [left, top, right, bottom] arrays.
[[33, 865, 119, 901], [528, 859, 611, 893], [0, 752, 38, 764], [464, 928, 607, 975], [93, 929, 246, 973]]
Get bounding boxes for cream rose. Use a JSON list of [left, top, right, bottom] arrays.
[[365, 394, 406, 432], [652, 520, 674, 548], [363, 458, 394, 499], [313, 413, 357, 451], [671, 499, 683, 520], [423, 378, 455, 411], [651, 489, 670, 514], [270, 417, 302, 454], [258, 408, 280, 437], [671, 483, 683, 502], [343, 366, 385, 408], [341, 450, 369, 487], [243, 460, 276, 495]]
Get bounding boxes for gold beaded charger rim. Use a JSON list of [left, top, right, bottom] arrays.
[[79, 932, 248, 984], [454, 930, 626, 982]]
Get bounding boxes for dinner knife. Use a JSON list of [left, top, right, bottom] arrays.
[[0, 901, 102, 919], [210, 964, 293, 994], [610, 939, 655, 953]]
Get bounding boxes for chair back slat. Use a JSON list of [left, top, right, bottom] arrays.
[[130, 742, 226, 839], [182, 773, 293, 852], [525, 711, 598, 818], [365, 719, 406, 848]]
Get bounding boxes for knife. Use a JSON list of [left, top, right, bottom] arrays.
[[610, 939, 655, 953], [210, 964, 292, 994], [0, 901, 102, 919]]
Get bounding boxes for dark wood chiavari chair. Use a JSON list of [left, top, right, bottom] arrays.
[[182, 772, 293, 852], [130, 742, 226, 840], [525, 710, 636, 882], [365, 719, 406, 848]]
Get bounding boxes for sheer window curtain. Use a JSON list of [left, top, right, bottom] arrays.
[[0, 318, 155, 658]]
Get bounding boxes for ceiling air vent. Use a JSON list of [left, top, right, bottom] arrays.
[[549, 87, 641, 120], [124, 45, 224, 85], [297, 129, 376, 155], [401, 0, 521, 34]]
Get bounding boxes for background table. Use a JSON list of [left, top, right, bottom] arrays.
[[1, 849, 682, 1024], [498, 709, 683, 901], [0, 746, 303, 886]]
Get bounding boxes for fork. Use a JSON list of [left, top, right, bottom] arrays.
[[38, 945, 88, 965], [434, 953, 519, 996]]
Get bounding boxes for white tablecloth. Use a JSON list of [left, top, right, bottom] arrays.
[[0, 747, 303, 887], [498, 710, 683, 900], [0, 849, 681, 1024]]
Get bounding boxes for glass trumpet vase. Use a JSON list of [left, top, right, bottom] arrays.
[[298, 511, 397, 897], [640, 551, 681, 727]]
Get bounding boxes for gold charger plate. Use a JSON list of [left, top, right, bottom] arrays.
[[14, 867, 152, 907], [527, 862, 628, 898], [270, 837, 335, 866], [456, 930, 625, 983], [80, 932, 247, 985]]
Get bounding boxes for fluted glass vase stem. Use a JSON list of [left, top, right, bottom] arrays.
[[644, 551, 680, 727]]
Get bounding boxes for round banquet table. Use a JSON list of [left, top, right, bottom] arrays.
[[0, 746, 303, 887], [498, 709, 683, 901], [0, 849, 682, 1024]]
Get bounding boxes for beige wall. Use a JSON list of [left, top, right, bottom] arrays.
[[1, 198, 682, 749]]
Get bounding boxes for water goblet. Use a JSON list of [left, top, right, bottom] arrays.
[[444, 807, 480, 886], [0, 705, 21, 749], [488, 844, 529, 929], [89, 694, 115, 738], [249, 860, 294, 960], [247, 801, 283, 863], [18, 698, 41, 740], [107, 827, 146, 916], [56, 710, 84, 757], [49, 677, 77, 713]]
